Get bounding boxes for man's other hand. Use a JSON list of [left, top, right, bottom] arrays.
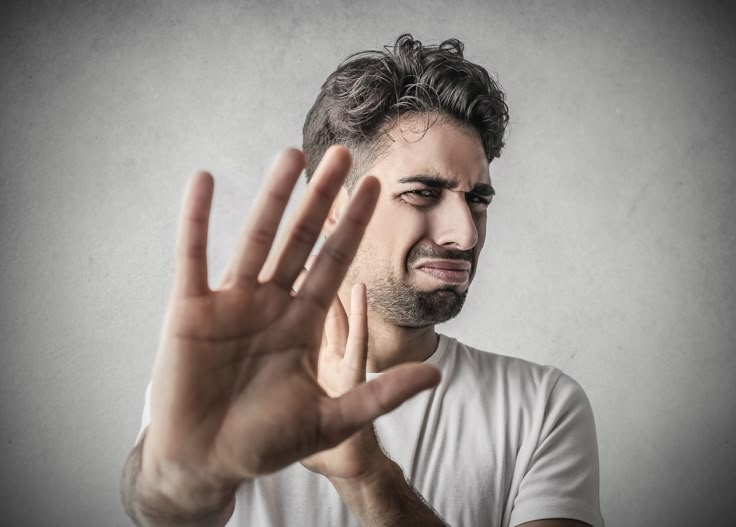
[[301, 282, 397, 481]]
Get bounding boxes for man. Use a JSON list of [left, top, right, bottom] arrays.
[[121, 34, 604, 527]]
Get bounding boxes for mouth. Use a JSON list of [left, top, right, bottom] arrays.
[[413, 259, 471, 285]]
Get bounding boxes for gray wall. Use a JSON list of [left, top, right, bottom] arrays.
[[1, 1, 734, 526]]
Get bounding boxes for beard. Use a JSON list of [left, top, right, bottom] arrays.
[[367, 274, 468, 327], [349, 242, 474, 328]]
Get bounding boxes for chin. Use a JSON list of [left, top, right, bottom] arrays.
[[388, 288, 468, 328]]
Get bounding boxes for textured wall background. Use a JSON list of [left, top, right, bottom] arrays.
[[1, 1, 734, 526]]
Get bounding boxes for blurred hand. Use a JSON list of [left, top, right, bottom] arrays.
[[140, 146, 441, 512]]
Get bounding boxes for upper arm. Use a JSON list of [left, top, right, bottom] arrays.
[[509, 373, 604, 527]]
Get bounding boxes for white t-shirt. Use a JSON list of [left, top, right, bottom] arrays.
[[136, 333, 604, 527]]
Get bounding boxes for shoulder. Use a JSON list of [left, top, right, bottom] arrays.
[[432, 335, 604, 527], [438, 334, 564, 390], [436, 334, 592, 420]]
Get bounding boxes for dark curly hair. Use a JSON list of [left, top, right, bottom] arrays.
[[302, 33, 509, 189]]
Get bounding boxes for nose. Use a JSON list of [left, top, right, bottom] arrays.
[[431, 193, 479, 250]]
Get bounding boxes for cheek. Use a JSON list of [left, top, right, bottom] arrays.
[[360, 214, 397, 262], [476, 216, 487, 246], [473, 216, 487, 259], [367, 206, 426, 265]]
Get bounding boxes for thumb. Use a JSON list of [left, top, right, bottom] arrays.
[[318, 363, 441, 448]]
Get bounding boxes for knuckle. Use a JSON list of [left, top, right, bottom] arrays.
[[290, 223, 319, 245], [310, 180, 335, 202], [267, 186, 292, 204], [316, 402, 343, 449], [181, 241, 206, 259], [322, 243, 352, 267], [366, 379, 390, 415], [249, 226, 276, 246]]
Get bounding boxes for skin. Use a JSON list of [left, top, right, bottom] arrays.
[[121, 115, 591, 527], [310, 115, 590, 526], [122, 145, 441, 526], [322, 115, 492, 372]]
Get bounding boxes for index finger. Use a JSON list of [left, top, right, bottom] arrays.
[[294, 176, 380, 315]]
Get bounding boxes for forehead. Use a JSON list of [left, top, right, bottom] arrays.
[[365, 115, 491, 186]]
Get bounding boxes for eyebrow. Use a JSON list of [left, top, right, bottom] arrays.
[[397, 174, 495, 196]]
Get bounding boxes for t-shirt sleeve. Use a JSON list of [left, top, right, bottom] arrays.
[[508, 372, 605, 527]]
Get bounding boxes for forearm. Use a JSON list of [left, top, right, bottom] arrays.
[[120, 437, 235, 527], [330, 457, 449, 527]]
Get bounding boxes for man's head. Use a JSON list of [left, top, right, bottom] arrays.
[[302, 34, 509, 327]]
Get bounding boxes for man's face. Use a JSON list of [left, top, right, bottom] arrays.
[[344, 115, 493, 328]]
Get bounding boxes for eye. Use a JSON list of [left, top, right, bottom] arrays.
[[466, 193, 492, 211], [401, 188, 441, 205]]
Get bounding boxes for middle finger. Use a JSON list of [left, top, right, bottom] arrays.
[[266, 145, 352, 291]]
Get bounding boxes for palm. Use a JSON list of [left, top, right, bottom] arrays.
[[157, 287, 320, 478], [143, 146, 440, 496]]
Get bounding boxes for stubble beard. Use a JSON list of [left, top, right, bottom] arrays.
[[348, 245, 472, 328], [367, 272, 468, 328]]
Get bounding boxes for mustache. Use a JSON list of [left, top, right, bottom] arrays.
[[407, 244, 474, 266]]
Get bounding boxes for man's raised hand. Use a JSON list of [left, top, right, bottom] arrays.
[[138, 146, 440, 517]]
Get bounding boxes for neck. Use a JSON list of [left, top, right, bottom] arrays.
[[338, 288, 439, 373], [366, 319, 438, 372]]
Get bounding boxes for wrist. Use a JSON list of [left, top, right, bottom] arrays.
[[328, 452, 397, 491], [138, 460, 236, 519], [328, 456, 448, 527], [133, 436, 237, 526], [328, 454, 403, 520]]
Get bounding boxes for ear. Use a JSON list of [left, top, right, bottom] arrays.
[[322, 186, 350, 238]]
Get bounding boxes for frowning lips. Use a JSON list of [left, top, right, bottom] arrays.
[[413, 259, 471, 284]]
